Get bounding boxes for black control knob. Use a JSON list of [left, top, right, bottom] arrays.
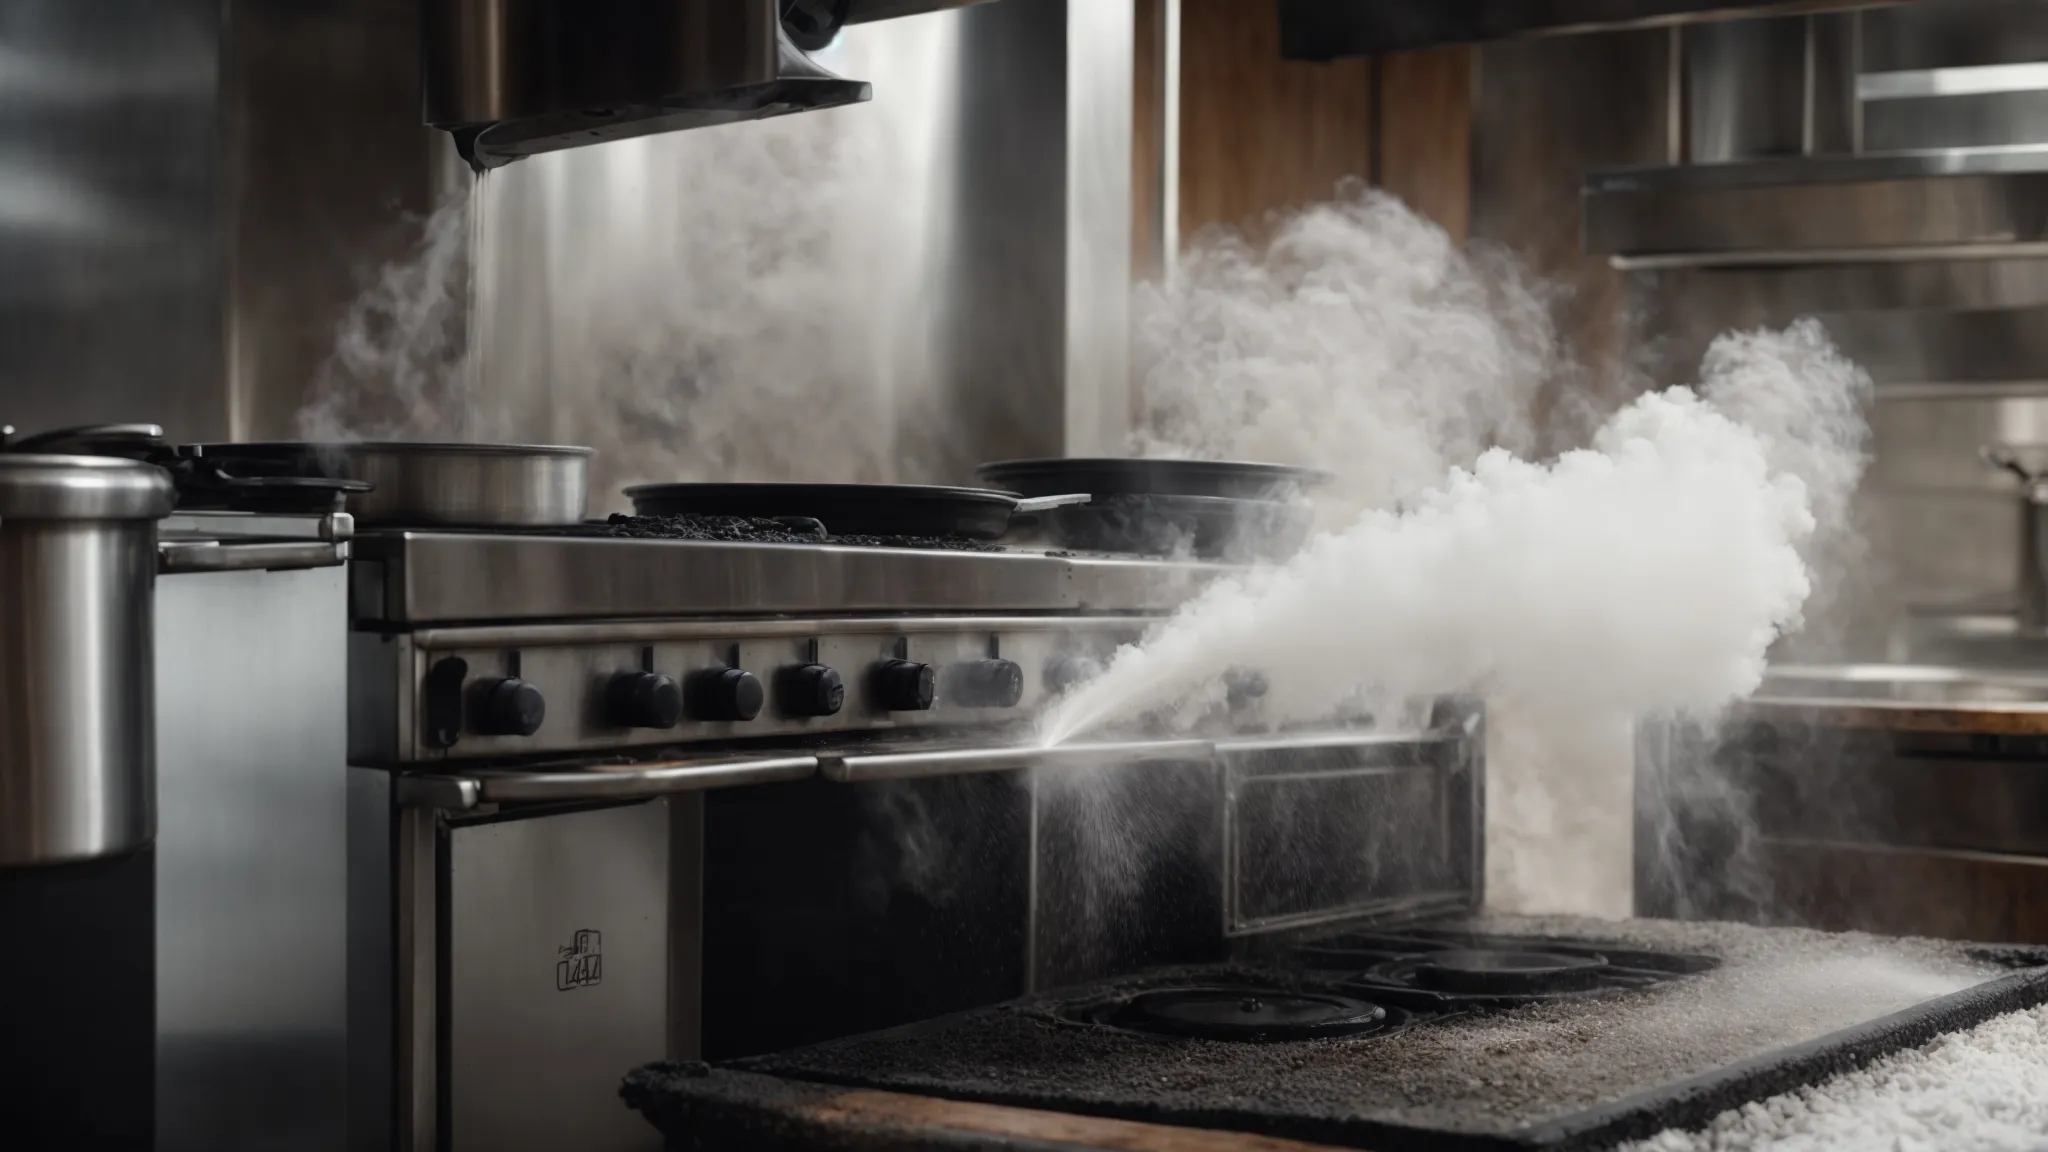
[[687, 667, 764, 722], [1225, 669, 1269, 709], [780, 664, 845, 717], [948, 659, 1024, 708], [608, 672, 682, 729], [473, 677, 545, 736], [872, 659, 936, 712], [1043, 655, 1104, 695]]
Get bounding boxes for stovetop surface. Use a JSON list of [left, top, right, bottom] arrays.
[[349, 525, 1222, 624], [725, 915, 2048, 1149]]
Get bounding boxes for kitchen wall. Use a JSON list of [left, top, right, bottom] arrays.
[[1, 0, 1132, 483], [1163, 0, 1470, 243], [0, 0, 226, 440]]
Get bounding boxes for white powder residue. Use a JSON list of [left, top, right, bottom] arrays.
[[1629, 1004, 2048, 1152]]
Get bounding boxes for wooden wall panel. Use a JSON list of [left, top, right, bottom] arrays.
[[1133, 0, 1166, 278], [1177, 0, 1376, 241], [1378, 47, 1472, 243]]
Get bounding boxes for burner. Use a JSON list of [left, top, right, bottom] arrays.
[[1408, 949, 1609, 995], [1099, 986, 1392, 1042]]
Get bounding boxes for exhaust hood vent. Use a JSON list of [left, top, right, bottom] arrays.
[[1278, 0, 1902, 59], [424, 0, 872, 171]]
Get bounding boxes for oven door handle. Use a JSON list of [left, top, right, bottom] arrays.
[[397, 754, 820, 810], [820, 738, 1217, 782], [819, 722, 1476, 783], [159, 539, 349, 574]]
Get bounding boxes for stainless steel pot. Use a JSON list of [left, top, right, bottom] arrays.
[[186, 441, 594, 527], [0, 454, 175, 865], [343, 442, 591, 526]]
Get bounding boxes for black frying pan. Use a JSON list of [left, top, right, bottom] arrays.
[[975, 457, 1328, 501], [976, 458, 1325, 560], [622, 483, 1090, 540], [1041, 495, 1312, 561]]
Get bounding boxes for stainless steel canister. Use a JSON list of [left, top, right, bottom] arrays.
[[0, 455, 175, 865]]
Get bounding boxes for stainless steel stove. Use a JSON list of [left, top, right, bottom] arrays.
[[339, 516, 1480, 1152]]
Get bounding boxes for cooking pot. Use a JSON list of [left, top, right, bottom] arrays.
[[0, 453, 176, 865], [184, 441, 592, 526]]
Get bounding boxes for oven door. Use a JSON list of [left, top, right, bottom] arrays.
[[354, 751, 815, 1152], [815, 713, 1484, 1002]]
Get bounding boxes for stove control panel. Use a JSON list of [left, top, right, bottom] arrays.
[[350, 618, 1150, 763]]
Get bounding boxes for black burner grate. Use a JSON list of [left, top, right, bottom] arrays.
[[1291, 930, 1719, 1009], [1095, 986, 1393, 1042], [603, 513, 1007, 552]]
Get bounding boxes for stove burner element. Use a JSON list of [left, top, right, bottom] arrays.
[[1107, 987, 1389, 1042], [1409, 949, 1608, 995]]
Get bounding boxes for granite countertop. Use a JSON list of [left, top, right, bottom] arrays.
[[716, 916, 2048, 1144]]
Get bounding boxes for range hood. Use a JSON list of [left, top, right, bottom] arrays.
[[1278, 0, 1901, 58], [423, 0, 994, 170]]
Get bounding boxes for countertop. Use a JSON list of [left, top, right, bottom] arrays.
[[1628, 999, 2048, 1151], [1743, 664, 2048, 735]]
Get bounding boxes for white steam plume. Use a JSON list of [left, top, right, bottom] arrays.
[[1130, 183, 1565, 518], [298, 186, 477, 443], [1045, 319, 1870, 917]]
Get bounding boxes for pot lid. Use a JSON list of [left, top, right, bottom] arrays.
[[0, 454, 175, 521]]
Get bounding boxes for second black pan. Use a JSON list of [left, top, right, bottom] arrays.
[[975, 457, 1328, 501], [623, 483, 1089, 540]]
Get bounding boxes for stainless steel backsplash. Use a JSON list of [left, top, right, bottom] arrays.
[[0, 0, 1130, 496]]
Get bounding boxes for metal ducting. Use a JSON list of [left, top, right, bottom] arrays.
[[1277, 0, 1901, 59]]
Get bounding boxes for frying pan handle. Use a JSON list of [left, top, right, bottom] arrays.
[[1983, 445, 2036, 485], [1011, 493, 1093, 515], [7, 423, 169, 460]]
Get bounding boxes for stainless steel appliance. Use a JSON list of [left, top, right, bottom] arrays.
[[0, 451, 174, 1151], [0, 443, 353, 1151], [1278, 0, 1902, 58], [1640, 663, 2048, 945], [0, 453, 175, 865], [323, 447, 1480, 1152], [421, 0, 872, 169], [153, 506, 355, 1152]]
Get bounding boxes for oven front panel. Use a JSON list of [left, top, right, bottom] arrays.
[[442, 800, 672, 1152]]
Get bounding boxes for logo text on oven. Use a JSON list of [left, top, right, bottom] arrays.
[[557, 929, 602, 991]]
